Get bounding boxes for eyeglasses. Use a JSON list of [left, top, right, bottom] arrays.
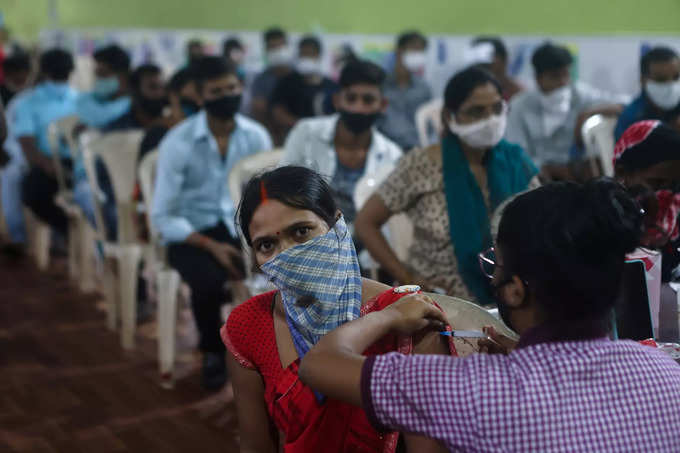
[[478, 247, 502, 279]]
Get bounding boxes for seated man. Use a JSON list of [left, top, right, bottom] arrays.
[[377, 31, 432, 151], [281, 58, 402, 226], [0, 52, 31, 106], [249, 27, 292, 143], [506, 42, 623, 182], [470, 36, 523, 100], [615, 46, 680, 139], [15, 49, 78, 238], [270, 35, 338, 138], [151, 56, 272, 390], [186, 39, 205, 66], [103, 63, 167, 131], [76, 45, 131, 128]]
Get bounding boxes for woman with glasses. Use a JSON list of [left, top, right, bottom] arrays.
[[355, 66, 539, 304], [299, 179, 680, 452]]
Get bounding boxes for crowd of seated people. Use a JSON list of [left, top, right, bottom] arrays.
[[2, 29, 680, 452]]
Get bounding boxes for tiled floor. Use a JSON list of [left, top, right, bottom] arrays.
[[0, 254, 240, 452]]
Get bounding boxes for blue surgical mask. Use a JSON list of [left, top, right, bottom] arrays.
[[93, 76, 120, 100]]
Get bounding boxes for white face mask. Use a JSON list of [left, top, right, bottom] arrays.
[[402, 51, 427, 73], [645, 80, 680, 110], [448, 106, 508, 149], [296, 57, 323, 76], [267, 46, 293, 67], [539, 85, 572, 113]]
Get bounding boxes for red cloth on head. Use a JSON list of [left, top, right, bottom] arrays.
[[613, 120, 660, 167]]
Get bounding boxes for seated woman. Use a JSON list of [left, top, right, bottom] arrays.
[[299, 179, 680, 452], [614, 120, 680, 280], [222, 166, 451, 453], [355, 66, 539, 304]]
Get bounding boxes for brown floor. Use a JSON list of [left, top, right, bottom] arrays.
[[0, 253, 240, 452]]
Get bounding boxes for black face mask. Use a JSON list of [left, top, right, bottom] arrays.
[[339, 110, 380, 135], [139, 95, 167, 118], [179, 98, 200, 117], [205, 94, 242, 119]]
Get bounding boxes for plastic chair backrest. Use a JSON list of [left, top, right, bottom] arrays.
[[87, 130, 145, 243], [47, 115, 81, 193], [415, 98, 444, 148], [138, 150, 159, 238], [426, 292, 518, 340], [81, 135, 109, 242], [228, 149, 284, 205], [581, 114, 617, 177], [354, 165, 413, 262]]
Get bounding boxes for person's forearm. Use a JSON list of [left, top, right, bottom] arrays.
[[186, 231, 214, 251], [19, 137, 51, 170], [355, 218, 411, 283], [299, 310, 397, 406]]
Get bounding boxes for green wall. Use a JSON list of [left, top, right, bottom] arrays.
[[3, 0, 680, 42]]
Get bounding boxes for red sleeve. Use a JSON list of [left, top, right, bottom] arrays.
[[364, 287, 458, 357], [222, 291, 277, 370]]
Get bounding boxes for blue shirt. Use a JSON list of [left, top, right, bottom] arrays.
[[75, 92, 131, 128], [615, 94, 680, 140], [13, 81, 79, 159], [151, 111, 273, 243]]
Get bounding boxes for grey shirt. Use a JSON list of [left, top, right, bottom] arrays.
[[377, 74, 432, 151], [505, 83, 616, 167]]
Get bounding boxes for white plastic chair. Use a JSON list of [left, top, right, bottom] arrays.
[[81, 130, 145, 350], [47, 115, 89, 281], [353, 164, 413, 281], [138, 150, 184, 387], [415, 98, 444, 148], [427, 292, 518, 356], [581, 114, 618, 177], [228, 150, 284, 297]]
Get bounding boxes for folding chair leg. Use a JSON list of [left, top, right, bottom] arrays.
[[67, 219, 79, 280], [103, 256, 118, 331], [118, 245, 142, 350], [158, 268, 180, 389], [34, 222, 51, 271], [78, 223, 97, 293]]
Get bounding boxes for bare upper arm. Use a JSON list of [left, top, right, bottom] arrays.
[[226, 354, 277, 453], [356, 194, 392, 229]]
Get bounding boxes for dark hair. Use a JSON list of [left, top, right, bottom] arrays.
[[222, 37, 243, 57], [187, 39, 203, 50], [472, 36, 508, 60], [39, 48, 74, 81], [168, 68, 193, 93], [396, 30, 428, 50], [641, 46, 679, 76], [444, 66, 501, 112], [339, 58, 386, 89], [497, 179, 643, 323], [192, 56, 238, 90], [129, 63, 161, 93], [531, 42, 573, 75], [299, 35, 322, 54], [93, 45, 130, 73], [237, 166, 338, 246], [4, 53, 30, 74], [264, 27, 287, 45]]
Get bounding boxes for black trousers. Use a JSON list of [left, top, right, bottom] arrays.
[[168, 222, 242, 353], [21, 166, 68, 236]]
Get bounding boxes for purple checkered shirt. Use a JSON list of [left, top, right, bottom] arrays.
[[361, 327, 680, 452]]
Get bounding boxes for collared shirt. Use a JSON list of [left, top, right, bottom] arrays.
[[13, 81, 79, 159], [615, 93, 680, 140], [151, 111, 272, 243], [377, 74, 432, 150], [506, 83, 618, 167], [281, 114, 403, 218], [75, 92, 131, 128], [361, 324, 680, 452]]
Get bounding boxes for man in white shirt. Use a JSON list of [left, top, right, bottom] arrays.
[[281, 59, 402, 226], [506, 42, 624, 182]]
